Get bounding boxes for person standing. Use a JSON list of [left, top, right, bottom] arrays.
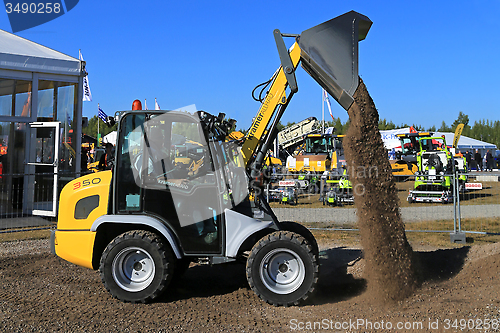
[[486, 150, 494, 172], [81, 148, 88, 172], [98, 143, 114, 171], [465, 151, 472, 172], [474, 149, 482, 171]]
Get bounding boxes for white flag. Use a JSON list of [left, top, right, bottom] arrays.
[[323, 89, 333, 120], [79, 50, 92, 102], [144, 99, 148, 110], [155, 98, 160, 110]]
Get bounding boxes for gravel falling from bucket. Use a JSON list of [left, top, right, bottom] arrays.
[[343, 78, 417, 302]]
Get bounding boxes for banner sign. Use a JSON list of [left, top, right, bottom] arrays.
[[279, 180, 296, 187], [465, 183, 483, 190]]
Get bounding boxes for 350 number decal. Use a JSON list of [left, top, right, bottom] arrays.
[[73, 178, 102, 190], [5, 2, 61, 14]]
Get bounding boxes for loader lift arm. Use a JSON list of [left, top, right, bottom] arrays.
[[241, 11, 372, 179]]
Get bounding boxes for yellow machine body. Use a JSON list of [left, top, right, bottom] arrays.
[[54, 171, 112, 269], [289, 154, 331, 173], [390, 160, 418, 176], [288, 134, 344, 174]]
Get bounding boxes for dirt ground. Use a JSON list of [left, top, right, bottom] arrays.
[[1, 238, 500, 332]]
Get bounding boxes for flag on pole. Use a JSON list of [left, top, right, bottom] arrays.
[[144, 99, 148, 110], [323, 89, 334, 120], [79, 50, 92, 102], [98, 105, 107, 122], [155, 98, 160, 110]]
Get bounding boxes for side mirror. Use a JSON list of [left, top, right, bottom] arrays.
[[105, 116, 115, 127]]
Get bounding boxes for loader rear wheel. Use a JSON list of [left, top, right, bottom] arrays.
[[246, 231, 318, 306], [99, 230, 175, 303]]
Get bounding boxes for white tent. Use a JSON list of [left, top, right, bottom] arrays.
[[379, 128, 497, 152], [0, 29, 81, 75], [433, 132, 497, 151]]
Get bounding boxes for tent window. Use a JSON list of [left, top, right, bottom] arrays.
[[37, 80, 77, 173], [0, 79, 32, 117]]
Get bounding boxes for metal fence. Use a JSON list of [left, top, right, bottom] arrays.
[[0, 171, 85, 232], [268, 171, 500, 241]]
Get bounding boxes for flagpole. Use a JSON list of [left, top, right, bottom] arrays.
[[97, 103, 100, 145], [322, 90, 325, 134]]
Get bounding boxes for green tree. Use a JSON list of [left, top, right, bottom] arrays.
[[83, 115, 117, 143], [438, 121, 451, 132], [378, 118, 396, 130], [451, 111, 471, 134]]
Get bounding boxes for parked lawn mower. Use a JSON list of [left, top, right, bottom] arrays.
[[407, 136, 467, 203], [322, 173, 354, 206], [280, 187, 298, 205]]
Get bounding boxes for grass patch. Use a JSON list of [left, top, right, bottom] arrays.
[[307, 217, 500, 249], [0, 229, 51, 242]]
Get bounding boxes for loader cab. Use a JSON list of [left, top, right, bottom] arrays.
[[303, 134, 345, 172], [417, 137, 452, 175], [305, 135, 330, 154], [112, 111, 248, 255], [396, 132, 432, 162], [399, 137, 418, 156], [304, 134, 343, 155], [420, 137, 447, 152]]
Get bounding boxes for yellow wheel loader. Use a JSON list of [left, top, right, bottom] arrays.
[[51, 11, 372, 306]]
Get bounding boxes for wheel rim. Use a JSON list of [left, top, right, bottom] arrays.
[[259, 248, 305, 295], [112, 246, 156, 292]]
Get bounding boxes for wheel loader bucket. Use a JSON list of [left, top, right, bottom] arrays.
[[298, 11, 372, 110]]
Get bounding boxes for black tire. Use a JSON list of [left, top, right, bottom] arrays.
[[280, 221, 320, 260], [246, 231, 319, 306], [99, 230, 175, 303]]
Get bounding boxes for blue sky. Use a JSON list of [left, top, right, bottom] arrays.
[[2, 0, 500, 131]]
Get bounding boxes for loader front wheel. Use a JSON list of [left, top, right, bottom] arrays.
[[246, 231, 318, 306], [99, 230, 175, 303]]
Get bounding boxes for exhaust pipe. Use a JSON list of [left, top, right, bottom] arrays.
[[298, 11, 372, 111]]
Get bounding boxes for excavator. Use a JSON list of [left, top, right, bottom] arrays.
[[51, 11, 372, 306]]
